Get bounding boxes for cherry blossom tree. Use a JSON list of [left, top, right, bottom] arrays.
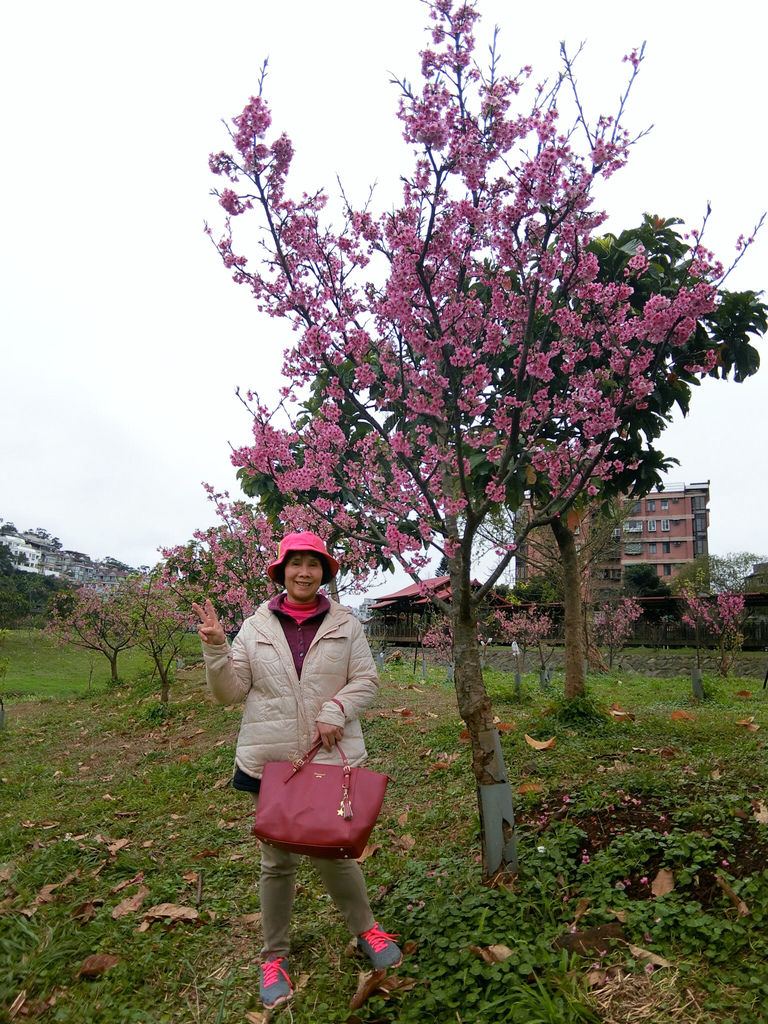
[[48, 583, 138, 682], [593, 596, 642, 669], [681, 588, 746, 677], [491, 607, 553, 673], [204, 1, 764, 879], [128, 574, 193, 704]]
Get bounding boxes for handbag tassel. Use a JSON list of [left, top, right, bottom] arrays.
[[342, 764, 353, 819]]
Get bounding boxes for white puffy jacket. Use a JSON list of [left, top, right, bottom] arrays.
[[202, 599, 379, 779]]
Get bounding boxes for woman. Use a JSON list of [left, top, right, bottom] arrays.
[[193, 531, 401, 1010]]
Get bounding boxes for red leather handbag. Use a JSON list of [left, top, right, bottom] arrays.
[[253, 742, 391, 859]]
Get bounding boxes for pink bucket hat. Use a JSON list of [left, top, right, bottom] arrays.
[[266, 531, 340, 581]]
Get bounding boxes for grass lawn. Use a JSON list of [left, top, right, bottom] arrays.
[[1, 641, 767, 1023], [0, 630, 201, 699]]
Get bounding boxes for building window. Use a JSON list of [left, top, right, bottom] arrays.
[[662, 542, 671, 554], [661, 499, 669, 510], [647, 519, 657, 532], [646, 499, 656, 511], [648, 542, 657, 554], [661, 519, 670, 531], [631, 501, 641, 513], [625, 521, 642, 533], [663, 564, 672, 576], [612, 528, 621, 540]]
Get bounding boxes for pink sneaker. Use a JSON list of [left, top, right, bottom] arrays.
[[259, 956, 293, 1008], [357, 923, 403, 969]]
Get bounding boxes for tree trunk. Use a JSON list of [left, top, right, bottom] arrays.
[[155, 658, 171, 704], [551, 518, 585, 700], [108, 651, 119, 682], [450, 563, 518, 882]]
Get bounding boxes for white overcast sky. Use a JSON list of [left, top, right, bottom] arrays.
[[1, 1, 766, 584]]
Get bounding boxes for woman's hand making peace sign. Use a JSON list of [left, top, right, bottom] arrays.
[[191, 599, 226, 646]]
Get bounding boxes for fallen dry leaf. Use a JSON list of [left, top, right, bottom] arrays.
[[607, 704, 636, 722], [518, 781, 544, 795], [651, 868, 675, 897], [625, 943, 672, 968], [34, 873, 78, 905], [567, 897, 591, 930], [111, 885, 150, 919], [670, 710, 696, 721], [140, 903, 199, 927], [606, 908, 628, 923], [0, 865, 14, 883], [110, 872, 144, 894], [356, 842, 382, 863], [655, 746, 682, 759], [393, 833, 416, 853], [736, 717, 760, 731], [348, 969, 416, 1010], [734, 690, 752, 697], [397, 811, 409, 826], [349, 968, 387, 1011], [71, 900, 103, 923], [237, 912, 262, 927], [106, 838, 130, 856], [751, 799, 768, 825], [245, 1011, 268, 1024], [77, 953, 120, 978], [468, 943, 515, 963], [34, 884, 59, 905], [524, 734, 556, 750], [584, 967, 610, 989]]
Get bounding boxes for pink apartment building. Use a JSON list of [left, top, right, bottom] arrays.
[[514, 481, 710, 596], [621, 481, 709, 581]]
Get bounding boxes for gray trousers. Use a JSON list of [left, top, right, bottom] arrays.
[[251, 794, 376, 958]]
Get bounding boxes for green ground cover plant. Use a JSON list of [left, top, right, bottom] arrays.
[[1, 640, 767, 1022]]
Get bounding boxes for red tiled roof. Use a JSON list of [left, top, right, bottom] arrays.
[[369, 575, 451, 607]]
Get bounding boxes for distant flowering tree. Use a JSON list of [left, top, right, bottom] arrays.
[[48, 583, 139, 682], [128, 574, 194, 704], [492, 608, 553, 672], [421, 619, 453, 665], [422, 617, 495, 666], [681, 588, 746, 677], [593, 596, 642, 668], [204, 1, 765, 879]]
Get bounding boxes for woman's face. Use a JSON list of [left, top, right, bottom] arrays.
[[283, 552, 324, 604]]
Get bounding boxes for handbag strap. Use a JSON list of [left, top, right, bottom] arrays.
[[289, 741, 351, 776], [287, 741, 353, 819]]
